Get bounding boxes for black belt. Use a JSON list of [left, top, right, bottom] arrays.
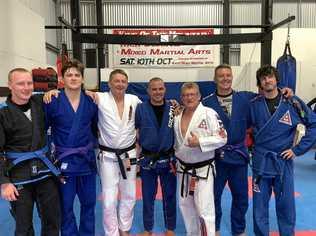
[[178, 158, 215, 197], [141, 148, 174, 168], [99, 143, 136, 179]]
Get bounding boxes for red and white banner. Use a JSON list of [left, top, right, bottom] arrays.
[[109, 29, 218, 68]]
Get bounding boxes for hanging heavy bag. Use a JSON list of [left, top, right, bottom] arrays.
[[277, 41, 297, 93]]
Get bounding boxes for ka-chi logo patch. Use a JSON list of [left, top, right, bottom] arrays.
[[279, 110, 292, 126], [198, 119, 208, 130]]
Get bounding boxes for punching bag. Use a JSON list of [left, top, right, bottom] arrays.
[[277, 42, 297, 92], [56, 43, 68, 89]]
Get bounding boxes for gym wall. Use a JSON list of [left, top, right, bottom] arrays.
[[239, 28, 316, 102], [0, 0, 46, 87]]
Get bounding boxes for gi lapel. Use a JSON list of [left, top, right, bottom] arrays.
[[158, 101, 174, 150], [177, 110, 186, 146], [185, 103, 203, 140], [255, 96, 283, 141], [110, 93, 130, 147], [65, 91, 85, 145], [30, 97, 44, 149], [146, 101, 159, 130], [211, 94, 230, 129]]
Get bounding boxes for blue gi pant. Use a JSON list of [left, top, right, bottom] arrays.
[[214, 161, 249, 235], [140, 165, 177, 232], [59, 173, 96, 236], [253, 164, 295, 236]]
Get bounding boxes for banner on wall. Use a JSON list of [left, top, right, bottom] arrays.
[[109, 29, 217, 68]]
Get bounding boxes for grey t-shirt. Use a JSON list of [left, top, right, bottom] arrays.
[[217, 93, 233, 118]]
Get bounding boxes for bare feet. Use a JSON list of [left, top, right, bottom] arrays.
[[142, 231, 152, 236], [119, 229, 129, 236], [236, 233, 246, 236], [165, 230, 175, 236]]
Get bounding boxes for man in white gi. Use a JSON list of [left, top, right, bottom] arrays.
[[97, 69, 141, 236], [174, 82, 227, 236]]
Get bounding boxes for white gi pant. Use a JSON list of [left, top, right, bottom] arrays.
[[178, 164, 215, 236], [98, 151, 137, 236]]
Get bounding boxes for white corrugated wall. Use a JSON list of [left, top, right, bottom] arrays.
[[103, 2, 222, 25], [57, 0, 316, 65]]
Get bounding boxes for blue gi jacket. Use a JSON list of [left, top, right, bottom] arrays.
[[203, 91, 255, 165], [135, 100, 175, 167], [250, 94, 316, 176], [44, 90, 98, 176]]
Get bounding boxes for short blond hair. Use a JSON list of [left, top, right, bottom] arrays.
[[109, 69, 128, 81], [214, 63, 232, 80], [180, 82, 201, 96], [8, 68, 31, 81]]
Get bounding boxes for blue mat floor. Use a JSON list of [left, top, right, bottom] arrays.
[[1, 151, 316, 235]]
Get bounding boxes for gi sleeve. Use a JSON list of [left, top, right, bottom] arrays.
[[307, 97, 316, 111], [0, 117, 10, 185], [135, 104, 141, 129], [91, 103, 99, 139], [136, 96, 142, 105], [244, 91, 257, 128], [291, 97, 316, 156], [43, 101, 52, 131], [199, 109, 227, 152]]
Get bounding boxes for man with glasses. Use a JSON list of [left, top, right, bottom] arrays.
[[174, 82, 227, 236]]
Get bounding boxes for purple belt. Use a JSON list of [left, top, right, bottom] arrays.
[[218, 142, 249, 162], [54, 142, 94, 164]]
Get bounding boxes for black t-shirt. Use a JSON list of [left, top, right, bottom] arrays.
[[10, 99, 31, 112], [151, 102, 165, 127], [265, 92, 281, 115], [10, 98, 32, 120]]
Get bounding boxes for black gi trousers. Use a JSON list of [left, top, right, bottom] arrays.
[[10, 177, 60, 236]]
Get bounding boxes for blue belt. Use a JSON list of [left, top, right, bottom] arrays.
[[6, 146, 61, 185], [253, 149, 284, 177], [252, 149, 287, 193]]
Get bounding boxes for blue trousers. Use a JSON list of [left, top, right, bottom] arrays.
[[59, 173, 96, 236], [214, 161, 249, 235], [140, 165, 177, 232], [253, 163, 295, 236]]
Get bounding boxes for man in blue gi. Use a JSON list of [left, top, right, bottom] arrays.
[[203, 64, 254, 236], [135, 77, 177, 236], [44, 60, 98, 236], [250, 65, 316, 236], [203, 64, 293, 236]]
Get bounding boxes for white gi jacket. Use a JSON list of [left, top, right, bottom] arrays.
[[174, 103, 227, 236], [97, 91, 141, 159], [96, 91, 141, 236], [174, 103, 227, 164]]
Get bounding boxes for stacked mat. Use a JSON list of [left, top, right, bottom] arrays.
[[32, 68, 58, 92]]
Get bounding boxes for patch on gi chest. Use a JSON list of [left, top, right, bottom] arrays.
[[279, 110, 292, 126], [61, 162, 68, 170], [198, 119, 208, 130]]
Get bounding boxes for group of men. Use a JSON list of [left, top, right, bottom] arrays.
[[1, 59, 316, 236]]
